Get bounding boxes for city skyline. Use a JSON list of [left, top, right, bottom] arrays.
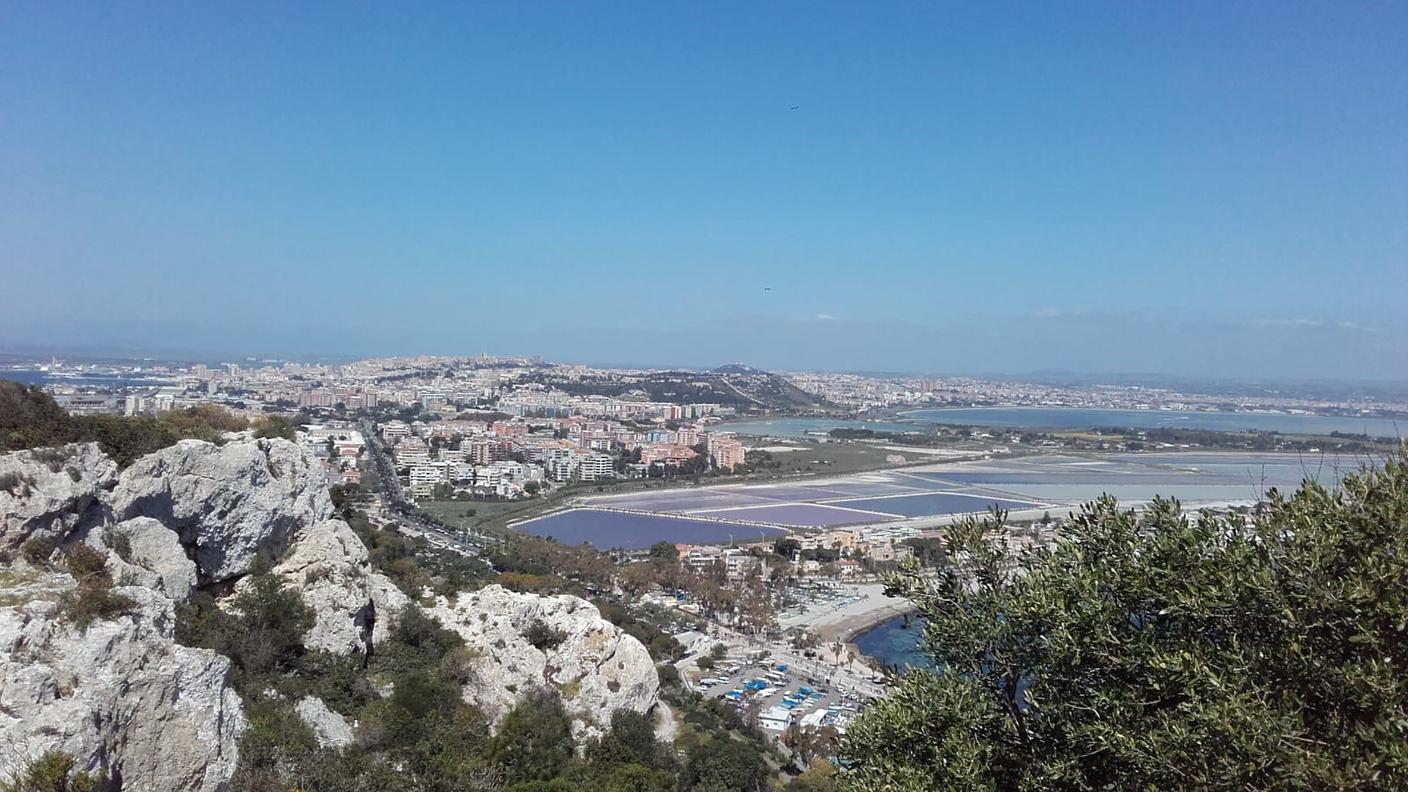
[[3, 310, 1405, 384]]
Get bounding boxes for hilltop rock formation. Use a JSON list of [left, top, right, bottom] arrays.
[[426, 585, 659, 741], [251, 517, 409, 654], [110, 439, 334, 583], [0, 438, 413, 789], [105, 439, 409, 654], [0, 435, 663, 786], [0, 582, 243, 792], [0, 443, 115, 556], [106, 516, 198, 601]]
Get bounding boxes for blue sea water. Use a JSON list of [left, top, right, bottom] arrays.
[[904, 407, 1404, 439], [853, 614, 935, 672], [714, 417, 923, 439], [2, 370, 172, 388]]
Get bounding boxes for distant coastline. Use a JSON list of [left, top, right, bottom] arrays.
[[1, 369, 175, 388], [900, 406, 1406, 438]]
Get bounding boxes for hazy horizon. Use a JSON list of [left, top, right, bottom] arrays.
[[7, 335, 1408, 391], [4, 3, 1405, 380]]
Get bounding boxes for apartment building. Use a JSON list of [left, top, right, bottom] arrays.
[[408, 464, 443, 498], [579, 452, 615, 481], [710, 437, 746, 470]]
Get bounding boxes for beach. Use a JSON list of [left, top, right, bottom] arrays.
[[779, 582, 917, 642]]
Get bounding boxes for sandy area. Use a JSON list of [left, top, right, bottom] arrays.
[[779, 583, 916, 642]]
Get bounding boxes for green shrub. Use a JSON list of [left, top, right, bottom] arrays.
[[489, 690, 575, 784], [0, 471, 33, 495], [0, 751, 103, 792], [226, 699, 318, 792], [251, 416, 295, 440], [21, 535, 57, 565], [58, 544, 135, 629], [27, 446, 72, 473], [0, 380, 249, 466], [524, 619, 567, 652], [843, 456, 1408, 791]]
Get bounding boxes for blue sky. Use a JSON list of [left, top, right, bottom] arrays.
[[2, 2, 1404, 378]]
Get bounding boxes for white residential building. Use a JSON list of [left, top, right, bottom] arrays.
[[579, 453, 615, 481], [408, 463, 444, 498]]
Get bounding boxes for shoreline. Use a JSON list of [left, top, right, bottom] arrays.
[[838, 605, 918, 644], [779, 582, 923, 675], [836, 604, 921, 677], [823, 600, 917, 644]]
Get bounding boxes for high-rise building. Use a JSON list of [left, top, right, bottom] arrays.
[[711, 437, 746, 471]]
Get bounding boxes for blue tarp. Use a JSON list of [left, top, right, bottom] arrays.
[[777, 664, 788, 671], [799, 686, 813, 696], [744, 680, 768, 691]]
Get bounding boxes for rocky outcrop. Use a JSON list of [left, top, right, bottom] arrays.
[[0, 443, 115, 558], [0, 580, 244, 791], [250, 518, 409, 655], [105, 438, 405, 655], [294, 696, 355, 749], [109, 439, 334, 583], [108, 516, 198, 601], [426, 585, 659, 741], [0, 437, 416, 790], [367, 571, 412, 647]]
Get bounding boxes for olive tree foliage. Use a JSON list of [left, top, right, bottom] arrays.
[[842, 456, 1408, 791]]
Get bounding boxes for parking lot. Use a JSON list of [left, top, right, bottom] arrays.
[[689, 653, 870, 735]]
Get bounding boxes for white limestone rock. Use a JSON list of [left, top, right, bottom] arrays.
[[0, 444, 115, 558], [0, 435, 422, 788], [294, 696, 355, 749], [108, 516, 198, 601], [109, 438, 334, 583], [426, 585, 660, 741], [0, 580, 244, 792], [367, 571, 412, 647], [103, 439, 405, 656], [251, 518, 407, 655]]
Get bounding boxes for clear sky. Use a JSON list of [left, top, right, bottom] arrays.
[[2, 2, 1405, 379]]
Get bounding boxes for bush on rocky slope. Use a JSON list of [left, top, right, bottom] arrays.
[[0, 380, 246, 466]]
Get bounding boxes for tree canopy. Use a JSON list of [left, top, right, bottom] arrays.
[[0, 379, 248, 465], [842, 456, 1408, 791]]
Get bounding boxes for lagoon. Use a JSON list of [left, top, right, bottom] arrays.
[[512, 508, 787, 550], [715, 417, 921, 439], [904, 406, 1404, 438]]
